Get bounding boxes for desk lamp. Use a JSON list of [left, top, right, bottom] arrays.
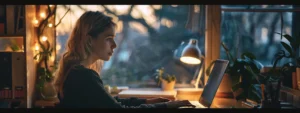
[[180, 39, 204, 89], [176, 39, 204, 101]]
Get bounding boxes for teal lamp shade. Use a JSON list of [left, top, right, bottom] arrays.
[[180, 39, 201, 65]]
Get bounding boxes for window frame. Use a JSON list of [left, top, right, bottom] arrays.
[[204, 5, 300, 84]]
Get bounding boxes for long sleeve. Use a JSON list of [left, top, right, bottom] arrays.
[[60, 67, 167, 108], [114, 96, 146, 106]]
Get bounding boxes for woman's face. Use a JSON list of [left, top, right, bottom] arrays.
[[91, 26, 117, 61]]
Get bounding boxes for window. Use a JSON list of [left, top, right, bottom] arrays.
[[220, 5, 295, 67], [55, 5, 205, 88]]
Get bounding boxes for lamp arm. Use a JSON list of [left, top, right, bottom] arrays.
[[195, 65, 204, 88], [194, 56, 205, 88]]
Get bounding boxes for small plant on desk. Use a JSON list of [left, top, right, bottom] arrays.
[[155, 67, 176, 91]]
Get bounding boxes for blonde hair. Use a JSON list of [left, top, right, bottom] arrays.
[[55, 11, 116, 98]]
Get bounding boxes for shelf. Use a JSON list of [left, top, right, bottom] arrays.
[[281, 86, 300, 96], [0, 98, 24, 102], [0, 34, 24, 38]]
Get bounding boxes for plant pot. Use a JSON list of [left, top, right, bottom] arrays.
[[216, 73, 234, 98], [161, 79, 175, 91], [41, 81, 57, 101], [297, 68, 300, 89], [217, 73, 233, 92]]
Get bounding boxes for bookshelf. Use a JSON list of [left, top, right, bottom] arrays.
[[0, 5, 33, 108], [0, 5, 25, 53]]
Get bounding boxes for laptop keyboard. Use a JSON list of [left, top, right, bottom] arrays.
[[179, 101, 207, 108]]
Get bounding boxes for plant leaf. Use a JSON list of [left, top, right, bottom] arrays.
[[241, 52, 256, 60], [276, 32, 293, 44], [280, 41, 293, 57], [232, 82, 241, 92], [221, 42, 236, 62]]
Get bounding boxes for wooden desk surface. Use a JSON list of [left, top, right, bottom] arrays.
[[118, 88, 177, 100], [117, 88, 242, 108], [34, 98, 59, 108]]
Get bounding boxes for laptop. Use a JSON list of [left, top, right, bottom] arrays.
[[180, 59, 229, 108]]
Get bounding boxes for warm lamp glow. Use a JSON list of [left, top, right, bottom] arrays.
[[48, 23, 53, 27], [180, 39, 201, 65], [180, 57, 201, 64], [40, 12, 46, 18], [49, 5, 53, 7], [41, 36, 48, 42]]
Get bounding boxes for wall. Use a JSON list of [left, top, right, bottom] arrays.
[[25, 5, 37, 108]]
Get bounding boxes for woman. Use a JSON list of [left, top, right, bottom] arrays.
[[54, 11, 195, 108]]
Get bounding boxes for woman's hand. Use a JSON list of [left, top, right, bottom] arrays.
[[165, 100, 195, 108], [145, 97, 171, 104]]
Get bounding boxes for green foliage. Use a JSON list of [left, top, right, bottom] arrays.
[[155, 67, 176, 84], [163, 74, 176, 83], [259, 33, 300, 102], [272, 33, 300, 71], [206, 42, 264, 102], [9, 40, 21, 52], [33, 47, 54, 61], [36, 67, 54, 91]]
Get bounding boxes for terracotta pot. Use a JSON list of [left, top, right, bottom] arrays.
[[217, 73, 232, 92], [296, 68, 300, 89], [216, 73, 234, 98], [161, 79, 175, 91]]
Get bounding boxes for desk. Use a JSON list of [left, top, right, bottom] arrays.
[[118, 88, 176, 100], [34, 98, 59, 108], [117, 88, 238, 108], [118, 88, 298, 108]]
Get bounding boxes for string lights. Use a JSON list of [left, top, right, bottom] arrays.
[[33, 5, 70, 93]]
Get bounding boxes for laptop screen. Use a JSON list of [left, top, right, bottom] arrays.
[[199, 59, 229, 107]]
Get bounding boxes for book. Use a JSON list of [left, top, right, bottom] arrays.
[[0, 23, 4, 34], [6, 5, 15, 35], [0, 5, 5, 34]]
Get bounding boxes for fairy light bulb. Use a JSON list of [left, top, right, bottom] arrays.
[[33, 19, 39, 27], [40, 12, 46, 19], [41, 36, 48, 42], [35, 44, 39, 51], [50, 56, 55, 62], [56, 45, 61, 51], [48, 23, 53, 27]]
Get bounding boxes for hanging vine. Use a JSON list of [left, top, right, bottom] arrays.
[[34, 5, 70, 91]]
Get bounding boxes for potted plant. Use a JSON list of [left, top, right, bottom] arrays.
[[270, 33, 300, 88], [36, 66, 57, 100], [206, 42, 264, 102], [257, 33, 300, 108], [155, 67, 176, 91]]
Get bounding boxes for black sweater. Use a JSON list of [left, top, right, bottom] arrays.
[[57, 65, 167, 108]]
